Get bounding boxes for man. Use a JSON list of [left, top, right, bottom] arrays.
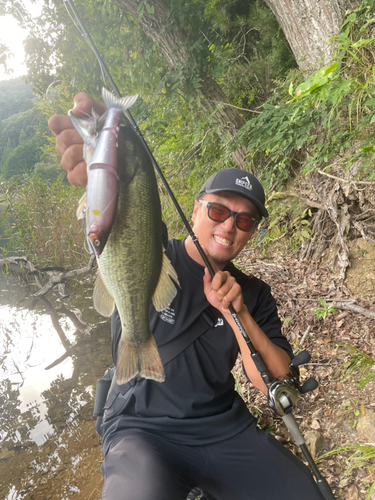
[[49, 94, 324, 500]]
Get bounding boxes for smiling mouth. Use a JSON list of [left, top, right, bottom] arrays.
[[213, 235, 233, 247]]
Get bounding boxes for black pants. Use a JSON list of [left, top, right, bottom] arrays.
[[101, 421, 325, 500]]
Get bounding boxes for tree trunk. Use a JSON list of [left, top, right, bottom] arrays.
[[115, 0, 247, 169], [263, 0, 361, 73]]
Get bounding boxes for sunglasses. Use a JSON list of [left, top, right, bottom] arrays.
[[199, 200, 260, 232]]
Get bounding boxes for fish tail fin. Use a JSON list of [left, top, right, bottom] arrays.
[[139, 336, 165, 382], [102, 88, 138, 112], [152, 248, 180, 312], [116, 337, 165, 385]]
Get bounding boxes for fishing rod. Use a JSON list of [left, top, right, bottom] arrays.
[[63, 0, 266, 374], [63, 2, 335, 497]]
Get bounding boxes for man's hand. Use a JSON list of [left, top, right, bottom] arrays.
[[48, 92, 106, 187], [203, 267, 246, 316]]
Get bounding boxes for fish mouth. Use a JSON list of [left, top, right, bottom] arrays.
[[213, 235, 233, 247]]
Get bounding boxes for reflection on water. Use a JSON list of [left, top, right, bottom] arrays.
[[6, 485, 25, 500], [0, 306, 75, 445], [0, 294, 113, 499]]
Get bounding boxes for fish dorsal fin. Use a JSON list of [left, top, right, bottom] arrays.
[[76, 191, 86, 220], [152, 247, 180, 312], [101, 88, 139, 112], [93, 271, 115, 317]]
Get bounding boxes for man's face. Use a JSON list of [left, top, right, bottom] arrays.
[[191, 191, 260, 268]]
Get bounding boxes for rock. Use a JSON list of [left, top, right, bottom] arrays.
[[304, 430, 325, 458], [312, 408, 323, 419], [344, 484, 358, 500], [356, 412, 375, 444], [311, 419, 320, 430], [339, 478, 349, 488]]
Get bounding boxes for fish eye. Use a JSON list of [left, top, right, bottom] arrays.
[[94, 239, 100, 246]]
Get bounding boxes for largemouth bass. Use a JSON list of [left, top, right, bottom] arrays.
[[69, 89, 179, 385]]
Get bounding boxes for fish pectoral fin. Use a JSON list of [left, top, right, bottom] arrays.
[[93, 272, 115, 317], [152, 247, 180, 312], [76, 191, 86, 220], [116, 337, 165, 385]]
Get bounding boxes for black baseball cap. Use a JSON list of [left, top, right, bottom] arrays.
[[198, 168, 268, 218]]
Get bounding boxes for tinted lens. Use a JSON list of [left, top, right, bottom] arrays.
[[235, 213, 254, 231], [208, 203, 231, 222], [206, 202, 258, 232]]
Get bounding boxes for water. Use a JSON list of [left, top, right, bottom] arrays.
[[0, 306, 75, 445], [0, 282, 112, 499]]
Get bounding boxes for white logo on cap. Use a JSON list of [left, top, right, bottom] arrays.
[[235, 176, 253, 191]]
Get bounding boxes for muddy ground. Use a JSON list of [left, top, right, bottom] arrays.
[[1, 239, 375, 500]]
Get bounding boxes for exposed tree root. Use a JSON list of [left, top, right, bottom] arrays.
[[293, 167, 375, 279]]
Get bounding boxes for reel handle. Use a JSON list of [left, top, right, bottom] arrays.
[[291, 350, 311, 367], [300, 378, 319, 394], [290, 350, 318, 395]]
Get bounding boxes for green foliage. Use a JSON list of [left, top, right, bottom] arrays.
[[318, 442, 375, 498], [0, 178, 86, 268], [0, 78, 35, 121], [336, 342, 375, 388], [0, 42, 12, 76], [0, 87, 52, 180], [0, 2, 31, 76], [32, 161, 65, 182], [259, 194, 312, 250], [283, 317, 294, 325], [237, 5, 375, 191], [20, 0, 295, 193], [337, 399, 361, 428], [199, 0, 297, 106], [356, 244, 368, 257], [314, 298, 337, 320], [1, 134, 44, 179], [0, 378, 38, 446]]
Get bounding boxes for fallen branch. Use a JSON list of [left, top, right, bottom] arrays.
[[329, 301, 375, 319], [37, 295, 72, 350], [207, 100, 262, 113], [0, 256, 38, 273], [45, 350, 72, 370], [45, 341, 91, 370], [0, 254, 96, 358], [317, 170, 375, 185], [34, 255, 95, 296], [306, 362, 336, 366], [294, 325, 312, 354], [56, 304, 88, 332]]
